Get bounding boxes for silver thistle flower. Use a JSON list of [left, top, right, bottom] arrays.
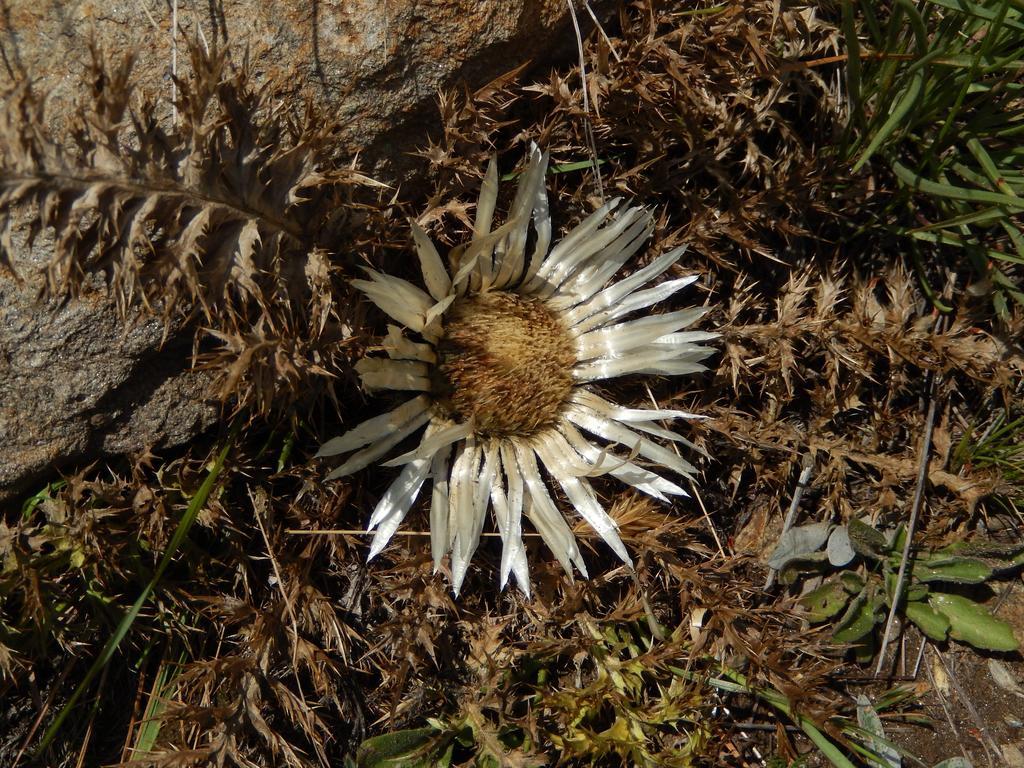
[[319, 145, 716, 596]]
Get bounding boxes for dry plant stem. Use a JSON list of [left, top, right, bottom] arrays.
[[763, 458, 814, 590], [731, 722, 801, 734], [14, 660, 76, 765], [911, 633, 927, 679], [923, 647, 973, 766], [874, 381, 939, 677], [990, 576, 1016, 614], [932, 647, 1000, 768], [121, 662, 152, 760], [690, 480, 726, 558], [582, 0, 622, 62], [139, 4, 161, 32], [566, 0, 604, 201], [171, 0, 178, 126], [73, 664, 109, 768], [250, 487, 318, 759], [286, 529, 541, 537]]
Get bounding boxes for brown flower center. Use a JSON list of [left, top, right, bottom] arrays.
[[431, 292, 577, 437]]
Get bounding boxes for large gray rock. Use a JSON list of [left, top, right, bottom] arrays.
[[0, 225, 220, 499], [0, 0, 588, 500], [1, 0, 577, 178]]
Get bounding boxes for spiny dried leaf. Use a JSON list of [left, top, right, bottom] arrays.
[[0, 41, 383, 414]]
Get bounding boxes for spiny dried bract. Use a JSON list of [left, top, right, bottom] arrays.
[[0, 41, 378, 412], [319, 145, 717, 595]]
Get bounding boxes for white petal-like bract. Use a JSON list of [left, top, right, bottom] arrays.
[[320, 144, 715, 595]]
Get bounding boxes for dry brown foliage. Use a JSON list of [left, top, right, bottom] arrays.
[[0, 42, 387, 414], [1, 1, 1022, 767]]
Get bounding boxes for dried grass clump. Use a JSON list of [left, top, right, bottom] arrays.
[[1, 448, 370, 767], [3, 0, 1023, 765], [0, 42, 384, 414], [719, 264, 1023, 559], [420, 2, 847, 273], [347, 497, 839, 767]]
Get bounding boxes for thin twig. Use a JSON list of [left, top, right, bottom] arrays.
[[250, 490, 331, 768], [932, 648, 999, 767], [171, 0, 178, 127], [251, 490, 301, 648], [73, 664, 109, 768], [874, 380, 940, 676], [14, 661, 76, 765], [581, 0, 622, 62], [286, 529, 539, 537], [639, 384, 724, 557], [991, 577, 1016, 616], [729, 722, 802, 734], [922, 647, 973, 766], [566, 0, 604, 202], [139, 4, 161, 31], [763, 456, 814, 590], [690, 481, 726, 557], [911, 633, 927, 679]]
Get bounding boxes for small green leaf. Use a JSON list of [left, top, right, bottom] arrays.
[[856, 695, 902, 768], [913, 557, 993, 584], [841, 571, 867, 594], [929, 593, 1019, 651], [905, 601, 951, 642], [889, 525, 907, 556], [778, 551, 832, 584], [801, 580, 851, 622], [357, 727, 441, 768], [834, 591, 879, 643], [848, 519, 888, 559], [940, 539, 1024, 560]]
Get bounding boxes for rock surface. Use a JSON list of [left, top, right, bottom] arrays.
[[0, 226, 220, 500], [0, 0, 588, 500], [0, 0, 578, 178]]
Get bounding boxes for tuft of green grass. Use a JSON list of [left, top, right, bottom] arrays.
[[34, 421, 237, 758], [841, 0, 1024, 316], [953, 402, 1024, 516]]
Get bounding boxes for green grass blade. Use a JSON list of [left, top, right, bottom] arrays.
[[893, 161, 1024, 210], [843, 0, 865, 130], [131, 646, 184, 756], [909, 205, 1008, 231], [853, 0, 928, 171], [853, 73, 925, 171], [909, 229, 1024, 265], [967, 137, 1020, 197], [926, 0, 1024, 33], [936, 0, 1012, 148], [34, 425, 237, 755], [705, 667, 858, 768], [800, 720, 859, 768]]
